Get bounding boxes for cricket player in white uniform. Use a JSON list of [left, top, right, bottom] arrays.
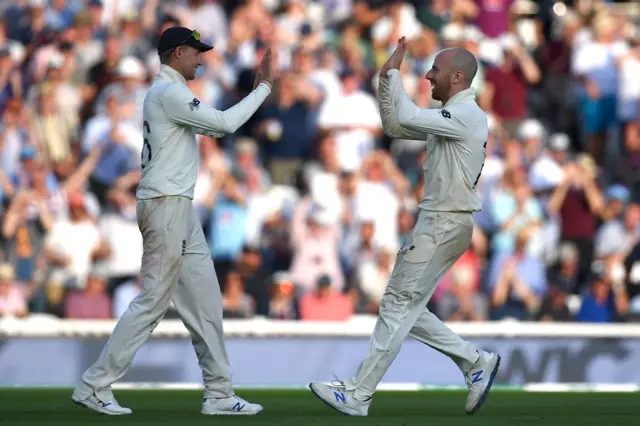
[[309, 39, 501, 416], [71, 26, 274, 416]]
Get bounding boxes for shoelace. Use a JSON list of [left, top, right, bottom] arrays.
[[233, 395, 250, 405], [331, 372, 346, 389]]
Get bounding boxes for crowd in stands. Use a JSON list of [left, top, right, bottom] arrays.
[[1, 0, 640, 324]]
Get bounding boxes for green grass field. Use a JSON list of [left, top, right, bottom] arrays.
[[0, 389, 638, 426]]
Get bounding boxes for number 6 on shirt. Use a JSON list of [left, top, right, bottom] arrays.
[[141, 120, 152, 169]]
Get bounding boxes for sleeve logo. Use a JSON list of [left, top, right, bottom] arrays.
[[188, 98, 201, 111], [440, 109, 451, 119]]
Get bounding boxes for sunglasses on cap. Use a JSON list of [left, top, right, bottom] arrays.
[[181, 29, 201, 45], [166, 30, 201, 53], [158, 27, 213, 55]]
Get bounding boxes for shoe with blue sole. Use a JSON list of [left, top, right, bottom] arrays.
[[309, 380, 371, 416], [465, 351, 501, 415]]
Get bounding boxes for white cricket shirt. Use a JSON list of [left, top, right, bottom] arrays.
[[379, 69, 488, 213], [136, 65, 271, 200]]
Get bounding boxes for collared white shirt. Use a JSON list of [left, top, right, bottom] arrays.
[[379, 69, 488, 212], [136, 65, 271, 200]]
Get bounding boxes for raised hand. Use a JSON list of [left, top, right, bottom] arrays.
[[254, 48, 275, 90], [380, 36, 408, 79]]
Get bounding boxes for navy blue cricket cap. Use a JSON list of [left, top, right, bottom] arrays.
[[157, 26, 213, 56]]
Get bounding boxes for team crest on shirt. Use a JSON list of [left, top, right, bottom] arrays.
[[440, 109, 451, 119], [188, 98, 201, 111]]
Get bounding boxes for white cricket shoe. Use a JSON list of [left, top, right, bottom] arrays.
[[464, 350, 501, 415], [71, 392, 132, 415], [309, 381, 371, 416], [201, 394, 263, 415]]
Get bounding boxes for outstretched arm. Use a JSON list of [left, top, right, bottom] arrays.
[[165, 48, 275, 137], [162, 83, 271, 136], [388, 69, 471, 140]]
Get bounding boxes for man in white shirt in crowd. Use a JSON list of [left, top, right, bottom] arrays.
[[72, 26, 274, 416], [318, 69, 383, 170], [310, 38, 500, 416], [571, 14, 628, 161], [44, 192, 110, 289]]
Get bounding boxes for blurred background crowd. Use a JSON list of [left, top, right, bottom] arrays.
[[0, 0, 639, 324]]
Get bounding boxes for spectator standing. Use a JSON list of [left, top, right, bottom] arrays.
[[255, 71, 317, 185], [548, 155, 604, 283], [318, 69, 382, 171], [571, 14, 627, 161], [485, 34, 541, 137]]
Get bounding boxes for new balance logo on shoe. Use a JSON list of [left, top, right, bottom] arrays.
[[232, 402, 245, 412], [471, 370, 483, 384], [334, 392, 346, 403]]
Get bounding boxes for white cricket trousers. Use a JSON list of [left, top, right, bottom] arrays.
[[75, 196, 233, 402], [344, 210, 480, 400]]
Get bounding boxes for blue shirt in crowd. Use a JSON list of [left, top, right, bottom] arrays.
[[491, 190, 542, 253], [577, 292, 616, 323], [259, 101, 315, 159], [92, 141, 137, 186], [208, 196, 248, 260]]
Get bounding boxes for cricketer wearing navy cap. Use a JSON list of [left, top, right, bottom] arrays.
[[156, 27, 213, 81], [157, 26, 213, 56], [72, 24, 275, 417]]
